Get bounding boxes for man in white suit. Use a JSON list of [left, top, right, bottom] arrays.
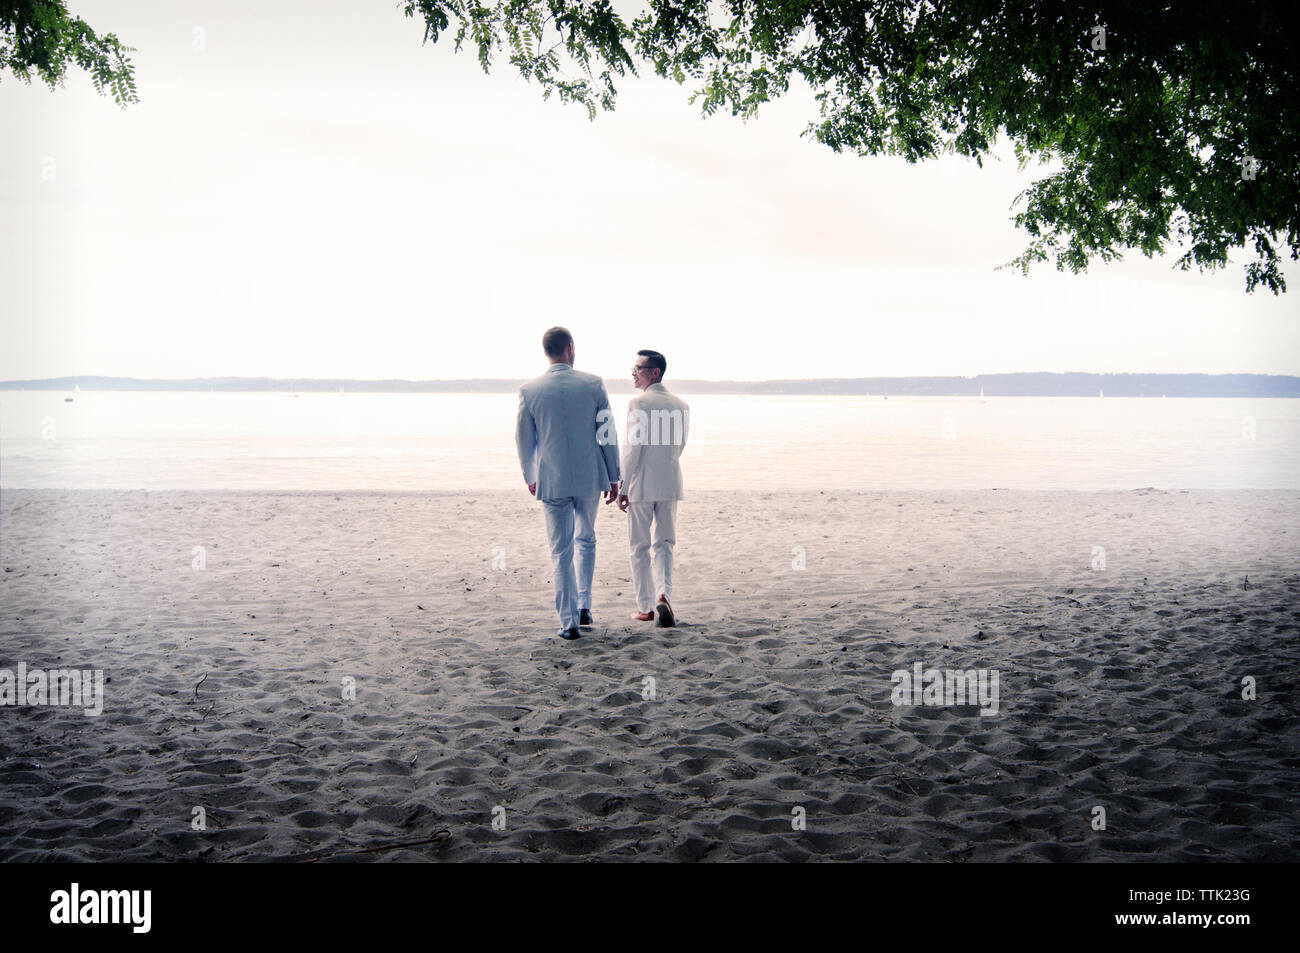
[[616, 350, 689, 628], [516, 327, 620, 640]]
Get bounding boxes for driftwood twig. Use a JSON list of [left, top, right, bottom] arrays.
[[299, 830, 452, 862]]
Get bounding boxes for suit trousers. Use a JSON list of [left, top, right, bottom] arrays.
[[542, 493, 600, 631], [626, 500, 677, 613]]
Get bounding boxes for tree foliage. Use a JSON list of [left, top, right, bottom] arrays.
[[402, 0, 1298, 293], [0, 0, 137, 105]]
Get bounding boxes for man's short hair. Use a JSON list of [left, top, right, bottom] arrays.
[[543, 327, 573, 358], [638, 349, 667, 379]]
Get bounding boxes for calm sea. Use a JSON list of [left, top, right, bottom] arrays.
[[1, 391, 1296, 492]]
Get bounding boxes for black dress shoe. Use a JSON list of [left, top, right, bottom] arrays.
[[579, 609, 593, 627], [558, 627, 581, 640], [655, 596, 675, 628]]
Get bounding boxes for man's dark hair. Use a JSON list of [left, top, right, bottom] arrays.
[[542, 326, 574, 358], [638, 349, 667, 380]]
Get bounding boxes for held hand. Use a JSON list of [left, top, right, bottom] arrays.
[[528, 482, 537, 497], [605, 482, 619, 504], [617, 494, 630, 513]]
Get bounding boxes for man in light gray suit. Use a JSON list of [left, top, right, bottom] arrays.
[[516, 327, 620, 640]]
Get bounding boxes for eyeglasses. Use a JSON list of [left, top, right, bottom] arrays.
[[631, 365, 652, 374]]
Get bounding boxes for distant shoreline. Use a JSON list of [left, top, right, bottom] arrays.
[[2, 373, 1298, 397]]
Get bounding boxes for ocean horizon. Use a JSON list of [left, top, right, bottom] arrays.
[[3, 371, 1299, 398], [2, 391, 1295, 492]]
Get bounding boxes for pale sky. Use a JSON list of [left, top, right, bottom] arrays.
[[2, 0, 1297, 382]]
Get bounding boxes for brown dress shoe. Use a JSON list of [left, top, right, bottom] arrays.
[[655, 595, 675, 628], [632, 611, 654, 621]]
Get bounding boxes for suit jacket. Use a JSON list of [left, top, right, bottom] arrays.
[[516, 363, 620, 502], [620, 382, 689, 502]]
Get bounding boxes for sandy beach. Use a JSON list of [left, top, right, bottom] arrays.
[[1, 487, 1297, 862]]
